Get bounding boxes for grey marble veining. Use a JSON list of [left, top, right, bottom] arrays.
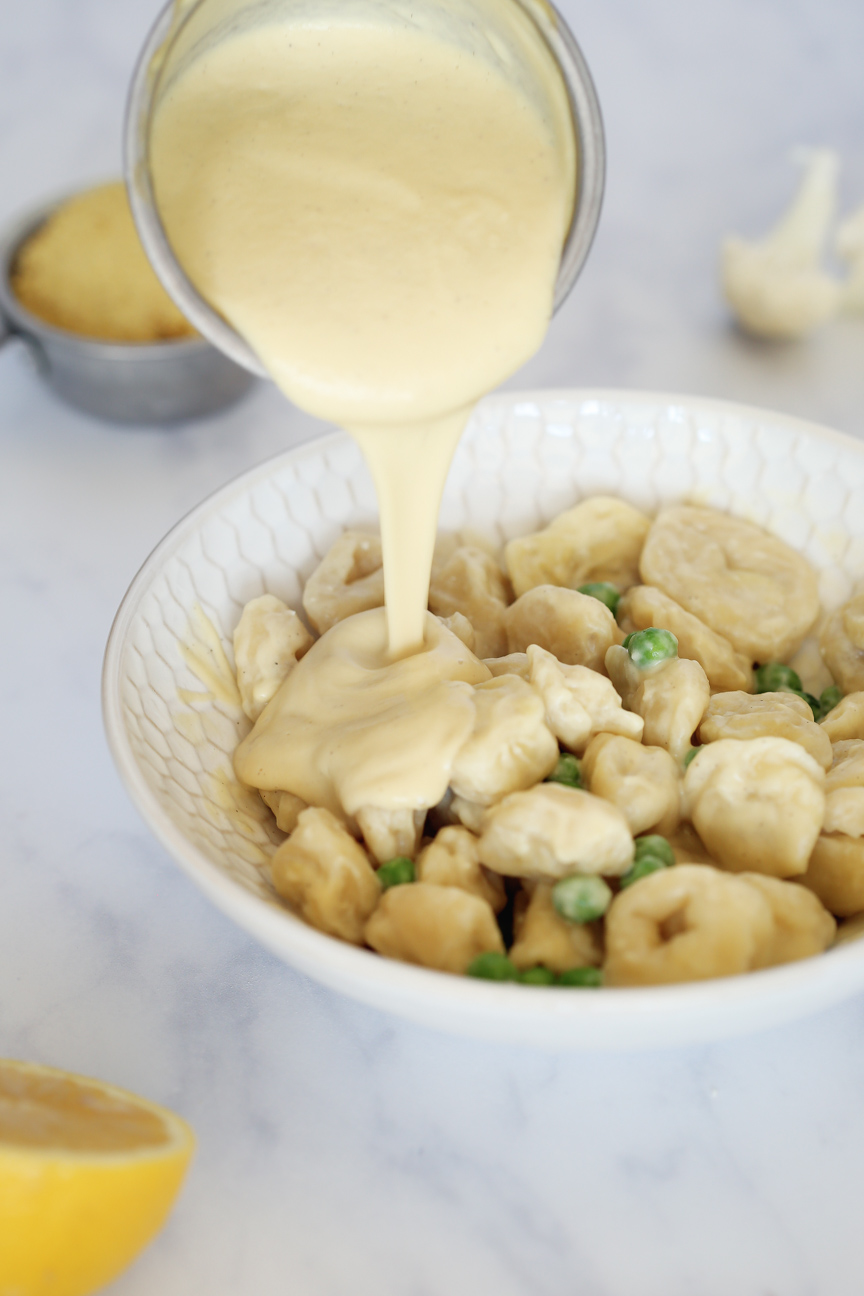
[[1, 1, 864, 1292]]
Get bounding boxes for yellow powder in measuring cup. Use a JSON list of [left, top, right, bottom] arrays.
[[12, 181, 195, 342]]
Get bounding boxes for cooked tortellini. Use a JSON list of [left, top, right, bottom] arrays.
[[302, 530, 385, 633], [639, 505, 819, 661], [504, 496, 651, 598], [505, 585, 622, 672], [618, 585, 753, 693], [581, 733, 681, 837], [684, 737, 825, 877], [822, 740, 864, 837], [225, 493, 852, 993], [820, 593, 864, 693], [415, 825, 506, 912], [364, 883, 503, 973], [509, 883, 601, 972], [233, 594, 314, 721], [821, 690, 864, 742], [605, 645, 710, 764], [698, 691, 832, 769], [270, 807, 380, 944], [428, 545, 510, 658], [604, 864, 775, 986]]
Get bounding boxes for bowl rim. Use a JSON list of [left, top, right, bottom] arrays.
[[0, 185, 216, 358], [101, 388, 864, 1046]]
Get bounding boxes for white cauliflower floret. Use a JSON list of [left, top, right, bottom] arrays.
[[605, 644, 710, 764], [684, 736, 825, 878], [364, 883, 503, 973], [721, 148, 842, 339], [416, 825, 506, 911], [270, 807, 380, 944], [836, 201, 864, 313], [526, 644, 643, 752], [504, 496, 651, 598], [449, 674, 558, 806], [428, 545, 510, 658], [509, 883, 601, 972], [301, 530, 384, 634], [233, 594, 314, 721], [355, 806, 426, 865], [581, 733, 681, 837], [505, 585, 622, 672], [478, 783, 634, 880]]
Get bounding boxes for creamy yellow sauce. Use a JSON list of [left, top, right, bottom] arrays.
[[150, 4, 575, 817]]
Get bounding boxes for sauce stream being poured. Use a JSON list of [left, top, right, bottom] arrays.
[[150, 1, 576, 815]]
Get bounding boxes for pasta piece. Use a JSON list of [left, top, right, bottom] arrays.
[[416, 825, 506, 911], [605, 645, 710, 764], [684, 736, 825, 878], [509, 883, 601, 972], [639, 505, 819, 661], [428, 545, 510, 658], [618, 585, 753, 693], [271, 807, 380, 943], [233, 594, 313, 721], [302, 531, 384, 633], [505, 585, 622, 672], [364, 883, 503, 973], [478, 783, 634, 880], [698, 690, 832, 770], [504, 496, 651, 598], [581, 733, 681, 837], [604, 864, 774, 986]]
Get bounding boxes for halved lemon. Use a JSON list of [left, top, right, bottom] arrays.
[[0, 1058, 195, 1296]]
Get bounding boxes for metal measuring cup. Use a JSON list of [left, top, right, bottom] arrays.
[[0, 189, 256, 423]]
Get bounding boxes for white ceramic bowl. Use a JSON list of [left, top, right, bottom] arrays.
[[103, 389, 864, 1049]]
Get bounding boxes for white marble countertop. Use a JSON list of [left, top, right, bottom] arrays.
[[2, 1, 864, 1292]]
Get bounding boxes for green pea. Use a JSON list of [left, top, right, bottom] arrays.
[[519, 965, 557, 986], [545, 752, 582, 789], [819, 684, 843, 717], [551, 874, 612, 924], [578, 582, 621, 616], [376, 856, 415, 890], [622, 627, 678, 669], [557, 967, 603, 988], [634, 834, 675, 867], [754, 662, 802, 695], [466, 951, 519, 981], [683, 747, 700, 769], [620, 855, 670, 888]]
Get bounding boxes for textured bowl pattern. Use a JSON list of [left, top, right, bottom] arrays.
[[103, 391, 864, 1047]]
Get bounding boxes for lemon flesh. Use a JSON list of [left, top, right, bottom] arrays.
[[0, 1059, 195, 1296]]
